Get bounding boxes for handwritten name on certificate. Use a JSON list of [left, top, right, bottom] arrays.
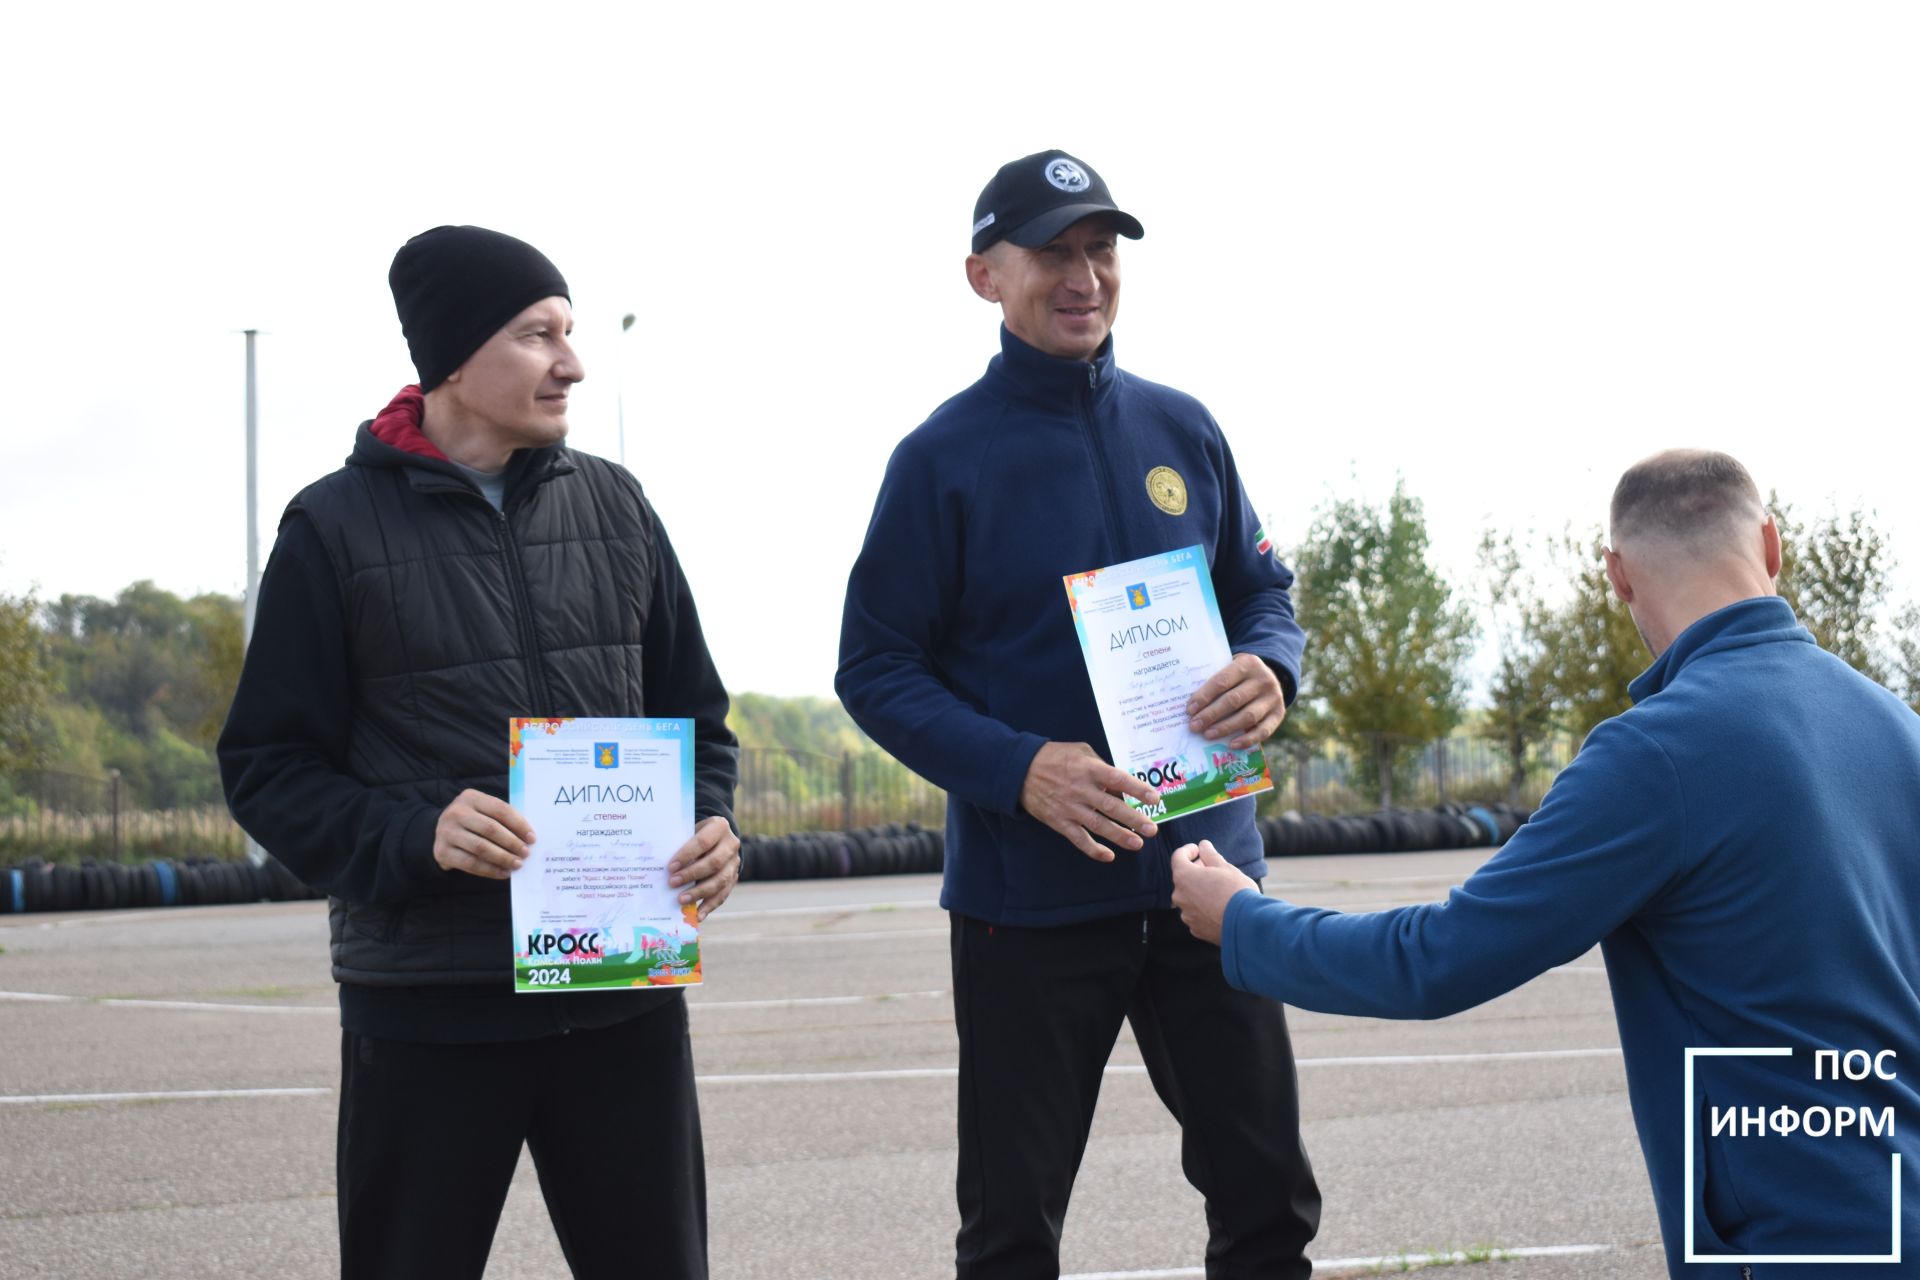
[[508, 717, 701, 993], [1063, 546, 1273, 823]]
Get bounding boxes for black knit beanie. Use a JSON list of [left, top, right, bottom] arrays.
[[388, 226, 571, 391]]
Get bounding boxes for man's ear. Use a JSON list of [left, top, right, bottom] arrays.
[[965, 253, 999, 303], [1603, 546, 1633, 604], [1760, 514, 1783, 581]]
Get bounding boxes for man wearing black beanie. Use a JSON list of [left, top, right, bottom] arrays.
[[219, 225, 740, 1279]]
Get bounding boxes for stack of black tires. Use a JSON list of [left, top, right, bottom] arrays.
[[740, 821, 944, 882], [1257, 802, 1531, 859], [0, 855, 323, 915]]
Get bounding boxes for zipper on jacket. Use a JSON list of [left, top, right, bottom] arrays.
[[1078, 366, 1125, 559], [417, 468, 563, 713], [494, 507, 558, 713]]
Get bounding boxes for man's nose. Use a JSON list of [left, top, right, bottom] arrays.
[[554, 337, 586, 383], [1061, 252, 1098, 294]]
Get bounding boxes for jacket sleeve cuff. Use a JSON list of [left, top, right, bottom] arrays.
[[1264, 658, 1298, 706], [991, 731, 1051, 818], [695, 807, 738, 835], [399, 805, 450, 894]]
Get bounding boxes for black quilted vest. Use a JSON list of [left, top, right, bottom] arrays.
[[290, 425, 656, 984]]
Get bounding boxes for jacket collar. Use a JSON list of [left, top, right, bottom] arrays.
[[982, 325, 1121, 414], [349, 385, 575, 506], [1628, 595, 1814, 703]]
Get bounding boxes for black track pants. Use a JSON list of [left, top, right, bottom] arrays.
[[951, 909, 1320, 1280], [336, 997, 706, 1280]]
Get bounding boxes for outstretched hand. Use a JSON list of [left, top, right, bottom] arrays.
[[1170, 839, 1258, 944], [1019, 741, 1161, 863]]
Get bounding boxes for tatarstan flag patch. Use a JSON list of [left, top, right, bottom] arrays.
[[1255, 526, 1274, 557]]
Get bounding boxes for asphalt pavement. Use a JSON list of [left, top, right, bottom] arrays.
[[0, 848, 1668, 1278]]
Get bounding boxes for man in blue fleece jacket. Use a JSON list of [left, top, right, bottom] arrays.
[[1173, 449, 1920, 1276], [837, 150, 1319, 1278]]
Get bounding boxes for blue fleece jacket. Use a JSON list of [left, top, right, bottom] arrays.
[[1223, 597, 1920, 1276], [837, 327, 1304, 926]]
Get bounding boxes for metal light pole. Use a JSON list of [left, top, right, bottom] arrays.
[[243, 329, 261, 641], [242, 329, 266, 868], [616, 313, 636, 466]]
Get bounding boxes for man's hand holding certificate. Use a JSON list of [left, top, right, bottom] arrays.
[[1186, 653, 1289, 750], [1063, 546, 1276, 826]]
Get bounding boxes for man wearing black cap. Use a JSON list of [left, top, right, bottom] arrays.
[[838, 153, 1320, 1277], [220, 225, 739, 1279]]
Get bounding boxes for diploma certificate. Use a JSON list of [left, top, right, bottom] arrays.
[[1064, 545, 1273, 823], [508, 717, 701, 993]]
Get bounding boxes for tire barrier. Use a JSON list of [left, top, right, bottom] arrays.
[[0, 855, 325, 916], [739, 822, 945, 883], [0, 806, 1535, 913], [1257, 801, 1531, 858], [736, 804, 1532, 882]]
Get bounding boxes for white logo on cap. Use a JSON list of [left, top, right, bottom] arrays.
[[973, 212, 996, 234], [1044, 158, 1090, 193]]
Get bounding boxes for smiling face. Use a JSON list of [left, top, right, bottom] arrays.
[[437, 296, 583, 455], [965, 215, 1122, 361]]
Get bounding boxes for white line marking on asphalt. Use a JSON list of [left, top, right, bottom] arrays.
[[687, 989, 947, 1011], [1264, 870, 1471, 890], [717, 899, 939, 920], [0, 987, 956, 1017], [695, 1047, 1622, 1085], [1301, 1047, 1621, 1068], [101, 997, 330, 1015], [705, 927, 949, 944], [0, 1048, 1623, 1106], [0, 991, 330, 1015], [0, 1088, 331, 1106], [1060, 1243, 1612, 1278], [702, 1067, 961, 1084]]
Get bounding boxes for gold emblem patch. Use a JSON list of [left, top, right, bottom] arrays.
[[1145, 466, 1188, 516]]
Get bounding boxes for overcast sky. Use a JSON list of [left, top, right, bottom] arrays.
[[3, 2, 1914, 697]]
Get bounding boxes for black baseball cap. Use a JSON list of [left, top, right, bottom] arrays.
[[970, 150, 1145, 254]]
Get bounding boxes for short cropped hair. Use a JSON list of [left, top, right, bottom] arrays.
[[1609, 449, 1764, 549]]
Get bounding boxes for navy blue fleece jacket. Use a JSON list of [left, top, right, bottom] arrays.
[[1223, 597, 1920, 1275], [837, 327, 1303, 926]]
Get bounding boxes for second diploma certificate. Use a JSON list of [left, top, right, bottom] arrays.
[[1064, 545, 1274, 823], [508, 717, 702, 993]]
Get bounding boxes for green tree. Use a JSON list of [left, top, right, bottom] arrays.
[[1534, 531, 1645, 741], [0, 586, 53, 774], [186, 593, 245, 748], [1475, 531, 1558, 803], [36, 581, 241, 805], [1772, 495, 1893, 681], [727, 692, 874, 756], [1291, 482, 1474, 808], [1890, 603, 1920, 713]]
